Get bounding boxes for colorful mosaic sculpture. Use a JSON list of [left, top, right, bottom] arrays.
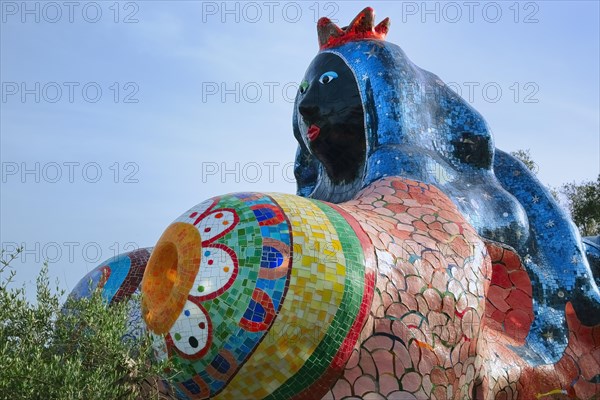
[[71, 7, 600, 399], [70, 248, 152, 342]]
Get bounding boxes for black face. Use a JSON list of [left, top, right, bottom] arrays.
[[297, 53, 365, 184]]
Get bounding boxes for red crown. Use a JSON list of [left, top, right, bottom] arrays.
[[318, 7, 390, 50]]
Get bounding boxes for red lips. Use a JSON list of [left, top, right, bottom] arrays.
[[307, 124, 320, 142]]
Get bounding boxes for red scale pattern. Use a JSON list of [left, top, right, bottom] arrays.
[[483, 243, 534, 344], [322, 177, 490, 399], [317, 178, 600, 399]]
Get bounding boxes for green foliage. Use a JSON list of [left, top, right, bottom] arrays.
[[0, 249, 169, 400], [561, 175, 600, 236], [510, 149, 538, 174]]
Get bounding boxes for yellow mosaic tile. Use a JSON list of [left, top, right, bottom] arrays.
[[215, 193, 348, 399]]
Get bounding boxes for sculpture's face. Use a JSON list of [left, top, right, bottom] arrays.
[[297, 53, 365, 184]]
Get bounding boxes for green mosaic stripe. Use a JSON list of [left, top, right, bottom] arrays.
[[171, 194, 263, 381], [265, 200, 366, 400]]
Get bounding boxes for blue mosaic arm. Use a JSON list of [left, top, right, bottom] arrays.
[[494, 149, 600, 364], [583, 236, 600, 288]]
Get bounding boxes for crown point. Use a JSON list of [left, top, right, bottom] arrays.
[[317, 17, 332, 27], [317, 7, 390, 50], [317, 18, 345, 48], [347, 7, 375, 35], [375, 17, 390, 36]]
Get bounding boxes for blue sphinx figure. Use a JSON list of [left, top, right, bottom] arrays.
[[292, 7, 600, 365]]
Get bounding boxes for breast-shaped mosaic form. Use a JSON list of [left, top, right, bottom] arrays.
[[140, 191, 378, 399], [138, 177, 494, 399], [70, 176, 600, 399]]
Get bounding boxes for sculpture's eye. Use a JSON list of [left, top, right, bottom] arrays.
[[299, 80, 309, 94], [319, 71, 338, 84]]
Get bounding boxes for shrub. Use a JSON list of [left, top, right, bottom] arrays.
[[0, 249, 169, 400]]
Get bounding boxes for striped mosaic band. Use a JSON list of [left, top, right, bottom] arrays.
[[213, 194, 376, 399]]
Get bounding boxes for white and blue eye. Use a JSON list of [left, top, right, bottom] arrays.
[[319, 71, 338, 84]]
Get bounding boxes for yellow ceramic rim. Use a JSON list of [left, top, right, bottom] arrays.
[[141, 222, 202, 334]]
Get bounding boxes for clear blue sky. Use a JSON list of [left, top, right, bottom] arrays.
[[1, 1, 599, 300]]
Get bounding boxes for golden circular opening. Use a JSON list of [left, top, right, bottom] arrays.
[[141, 222, 202, 334]]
